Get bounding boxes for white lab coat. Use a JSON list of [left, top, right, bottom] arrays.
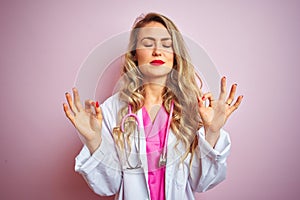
[[75, 93, 231, 200]]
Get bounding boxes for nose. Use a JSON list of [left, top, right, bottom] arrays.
[[152, 45, 162, 56]]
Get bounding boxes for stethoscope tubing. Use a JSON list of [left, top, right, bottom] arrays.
[[121, 101, 174, 169]]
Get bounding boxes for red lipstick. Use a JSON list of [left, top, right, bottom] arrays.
[[150, 60, 165, 66]]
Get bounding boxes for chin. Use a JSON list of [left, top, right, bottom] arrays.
[[139, 64, 172, 78]]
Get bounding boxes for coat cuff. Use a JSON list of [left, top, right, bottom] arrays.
[[197, 127, 231, 163], [75, 136, 112, 174]]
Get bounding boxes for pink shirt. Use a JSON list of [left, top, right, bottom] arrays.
[[142, 106, 168, 200]]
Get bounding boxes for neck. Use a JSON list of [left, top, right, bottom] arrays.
[[143, 83, 165, 122], [143, 83, 164, 105], [142, 75, 167, 104]]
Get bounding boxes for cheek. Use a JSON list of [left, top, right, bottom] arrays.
[[136, 49, 151, 65], [166, 53, 174, 67]]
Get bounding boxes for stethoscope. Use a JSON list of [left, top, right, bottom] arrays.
[[120, 101, 174, 169]]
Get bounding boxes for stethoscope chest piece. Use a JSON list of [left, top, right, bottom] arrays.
[[159, 154, 167, 167]]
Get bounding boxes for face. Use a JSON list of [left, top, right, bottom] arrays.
[[135, 22, 174, 82]]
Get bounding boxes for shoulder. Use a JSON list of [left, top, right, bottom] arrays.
[[100, 92, 125, 120], [102, 92, 125, 108], [102, 92, 121, 106]]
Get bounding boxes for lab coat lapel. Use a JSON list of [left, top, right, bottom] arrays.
[[136, 109, 181, 199], [165, 129, 175, 199]]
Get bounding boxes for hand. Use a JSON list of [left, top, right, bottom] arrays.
[[198, 77, 243, 147], [63, 88, 103, 154]]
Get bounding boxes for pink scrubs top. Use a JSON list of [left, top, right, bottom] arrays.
[[142, 106, 169, 200]]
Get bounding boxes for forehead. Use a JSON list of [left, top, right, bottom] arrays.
[[137, 22, 171, 39]]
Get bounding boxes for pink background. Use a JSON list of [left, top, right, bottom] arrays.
[[1, 0, 299, 199]]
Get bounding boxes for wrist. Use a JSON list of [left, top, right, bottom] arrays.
[[86, 138, 102, 155], [204, 127, 220, 148]]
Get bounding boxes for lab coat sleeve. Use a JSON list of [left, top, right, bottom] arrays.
[[189, 127, 231, 192], [74, 94, 123, 196]]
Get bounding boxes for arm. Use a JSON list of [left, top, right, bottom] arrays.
[[189, 77, 242, 192], [189, 127, 231, 192], [63, 89, 122, 196], [75, 135, 122, 196]]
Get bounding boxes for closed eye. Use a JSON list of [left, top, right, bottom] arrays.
[[142, 39, 154, 48], [140, 38, 173, 49], [144, 44, 153, 47], [162, 41, 172, 48], [162, 44, 172, 48]]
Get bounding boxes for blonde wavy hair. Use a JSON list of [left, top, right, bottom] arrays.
[[113, 13, 203, 162]]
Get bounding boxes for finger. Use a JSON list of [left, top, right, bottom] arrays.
[[95, 101, 103, 120], [63, 103, 75, 125], [219, 76, 227, 101], [226, 83, 237, 105], [65, 92, 77, 114], [197, 96, 205, 108], [202, 92, 214, 107], [73, 87, 83, 111], [85, 99, 93, 113], [227, 95, 243, 116]]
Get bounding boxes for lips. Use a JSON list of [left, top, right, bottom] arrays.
[[150, 60, 165, 66]]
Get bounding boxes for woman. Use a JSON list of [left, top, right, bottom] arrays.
[[63, 13, 243, 200]]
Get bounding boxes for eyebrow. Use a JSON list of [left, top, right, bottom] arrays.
[[141, 37, 172, 41]]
